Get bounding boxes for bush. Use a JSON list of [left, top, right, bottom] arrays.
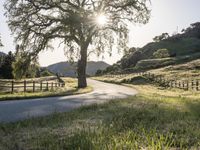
[[153, 49, 170, 58], [40, 69, 54, 77], [136, 58, 175, 69]]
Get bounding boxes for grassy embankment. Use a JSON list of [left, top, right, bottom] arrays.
[[149, 59, 200, 81], [0, 77, 93, 101], [0, 74, 200, 149]]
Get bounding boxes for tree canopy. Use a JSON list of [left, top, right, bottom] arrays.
[[0, 51, 15, 79], [182, 22, 200, 39], [12, 48, 40, 79], [153, 33, 169, 42], [5, 0, 150, 87]]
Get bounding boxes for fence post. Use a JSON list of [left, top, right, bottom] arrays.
[[40, 82, 42, 91], [51, 82, 53, 90], [24, 80, 26, 92], [196, 80, 199, 91], [33, 81, 35, 92], [11, 80, 14, 93], [191, 80, 194, 90], [179, 82, 181, 89], [186, 81, 189, 91], [46, 82, 49, 91]]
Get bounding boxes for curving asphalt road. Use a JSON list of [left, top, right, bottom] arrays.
[[0, 79, 137, 123]]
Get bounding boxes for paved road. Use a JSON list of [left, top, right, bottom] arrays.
[[0, 79, 137, 123]]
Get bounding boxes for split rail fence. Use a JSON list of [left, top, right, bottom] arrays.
[[0, 76, 65, 93], [103, 72, 200, 91], [142, 72, 200, 91]]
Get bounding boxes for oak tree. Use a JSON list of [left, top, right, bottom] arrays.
[[5, 0, 150, 87]]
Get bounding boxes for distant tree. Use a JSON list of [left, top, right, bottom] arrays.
[[0, 51, 15, 79], [5, 0, 150, 88], [12, 48, 40, 79], [103, 64, 120, 74], [153, 49, 170, 58], [182, 22, 200, 38], [0, 53, 6, 68], [123, 47, 139, 58], [121, 50, 143, 68], [95, 69, 103, 76], [40, 68, 54, 77], [153, 33, 170, 42]]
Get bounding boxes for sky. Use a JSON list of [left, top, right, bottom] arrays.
[[0, 0, 200, 67]]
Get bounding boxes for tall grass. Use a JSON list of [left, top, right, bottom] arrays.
[[1, 91, 200, 149]]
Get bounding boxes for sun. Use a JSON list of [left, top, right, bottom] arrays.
[[96, 14, 108, 26]]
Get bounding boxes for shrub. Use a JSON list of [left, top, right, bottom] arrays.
[[153, 49, 170, 58], [40, 69, 54, 77]]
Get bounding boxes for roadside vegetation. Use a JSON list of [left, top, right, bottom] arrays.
[[1, 76, 200, 149], [0, 77, 93, 101]]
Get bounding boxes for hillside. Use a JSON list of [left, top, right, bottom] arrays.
[[47, 61, 110, 77], [149, 59, 200, 81], [103, 22, 200, 73]]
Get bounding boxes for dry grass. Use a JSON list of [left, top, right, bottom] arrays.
[[149, 59, 200, 81], [0, 77, 93, 101], [1, 76, 200, 149], [1, 74, 200, 149]]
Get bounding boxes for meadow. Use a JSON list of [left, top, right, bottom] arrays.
[[0, 75, 200, 149]]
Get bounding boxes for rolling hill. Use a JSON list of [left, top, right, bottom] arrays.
[[47, 61, 110, 77], [102, 22, 200, 74]]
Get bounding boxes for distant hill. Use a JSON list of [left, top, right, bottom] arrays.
[[47, 61, 110, 77]]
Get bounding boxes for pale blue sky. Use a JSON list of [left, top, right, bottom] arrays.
[[0, 0, 200, 66]]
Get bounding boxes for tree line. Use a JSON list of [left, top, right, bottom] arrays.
[[0, 44, 53, 79]]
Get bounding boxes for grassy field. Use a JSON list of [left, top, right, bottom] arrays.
[[149, 59, 200, 81], [96, 58, 200, 84], [0, 76, 200, 149], [0, 77, 93, 101]]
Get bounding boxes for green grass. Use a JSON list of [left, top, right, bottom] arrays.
[[0, 77, 93, 101], [1, 77, 200, 149]]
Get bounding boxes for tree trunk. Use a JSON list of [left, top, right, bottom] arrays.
[[77, 44, 88, 88]]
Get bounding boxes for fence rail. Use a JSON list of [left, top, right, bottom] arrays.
[[0, 79, 65, 94], [142, 72, 200, 91], [102, 72, 200, 91]]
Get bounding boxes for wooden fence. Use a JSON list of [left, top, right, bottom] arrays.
[[102, 72, 200, 91], [141, 72, 200, 91], [0, 77, 65, 93]]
